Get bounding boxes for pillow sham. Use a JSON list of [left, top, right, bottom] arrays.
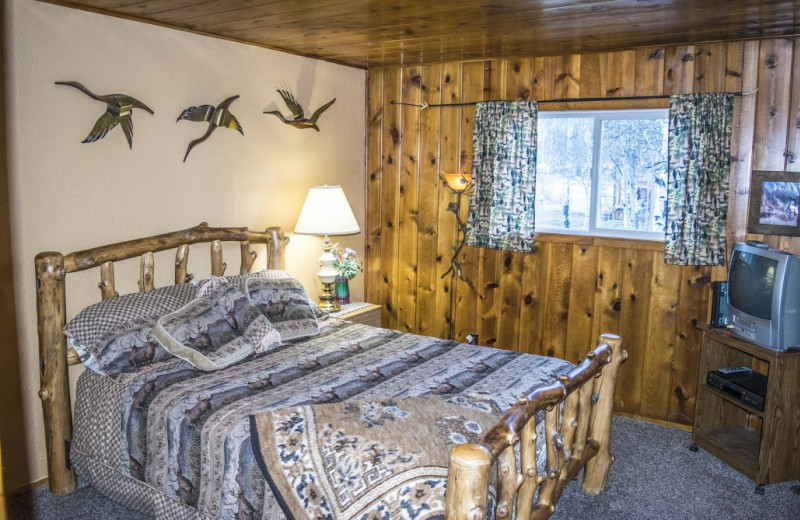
[[64, 270, 287, 377], [153, 279, 281, 371], [244, 276, 320, 341], [64, 283, 198, 378]]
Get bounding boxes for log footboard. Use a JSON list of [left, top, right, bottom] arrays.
[[446, 334, 626, 520]]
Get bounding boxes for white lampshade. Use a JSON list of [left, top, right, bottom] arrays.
[[294, 185, 361, 235]]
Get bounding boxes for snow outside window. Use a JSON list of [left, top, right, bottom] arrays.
[[535, 109, 669, 241]]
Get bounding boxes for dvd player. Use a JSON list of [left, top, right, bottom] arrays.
[[706, 368, 767, 411]]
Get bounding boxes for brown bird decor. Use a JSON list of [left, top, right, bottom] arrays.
[[177, 95, 243, 162], [264, 89, 336, 131], [55, 81, 154, 148]]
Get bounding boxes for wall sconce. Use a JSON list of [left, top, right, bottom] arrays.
[[440, 172, 473, 339]]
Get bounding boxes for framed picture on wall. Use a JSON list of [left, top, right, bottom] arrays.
[[747, 170, 800, 237]]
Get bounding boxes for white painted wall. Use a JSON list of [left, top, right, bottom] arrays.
[[4, 0, 365, 490]]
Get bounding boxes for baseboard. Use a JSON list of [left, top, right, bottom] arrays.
[[614, 412, 693, 433], [7, 476, 48, 499]]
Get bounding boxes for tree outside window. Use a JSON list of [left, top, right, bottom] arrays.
[[535, 109, 668, 240]]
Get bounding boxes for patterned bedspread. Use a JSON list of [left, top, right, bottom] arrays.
[[71, 319, 573, 519], [250, 396, 502, 520]]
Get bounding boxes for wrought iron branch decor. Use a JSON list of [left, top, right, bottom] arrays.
[[55, 81, 154, 149], [264, 89, 336, 131], [177, 95, 243, 162], [440, 172, 473, 340], [390, 89, 758, 110]]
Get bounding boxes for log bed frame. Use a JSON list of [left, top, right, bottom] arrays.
[[35, 223, 626, 520]]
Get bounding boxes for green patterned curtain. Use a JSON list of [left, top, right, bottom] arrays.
[[465, 101, 538, 252], [665, 93, 734, 265]]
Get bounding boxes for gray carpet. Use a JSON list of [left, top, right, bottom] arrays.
[[9, 416, 800, 519]]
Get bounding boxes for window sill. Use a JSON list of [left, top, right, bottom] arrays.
[[533, 231, 665, 251]]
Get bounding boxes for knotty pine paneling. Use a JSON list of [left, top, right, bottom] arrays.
[[438, 62, 467, 341], [396, 66, 422, 333], [415, 63, 442, 337], [365, 38, 800, 427], [378, 67, 401, 331], [364, 70, 383, 305], [452, 62, 481, 343]]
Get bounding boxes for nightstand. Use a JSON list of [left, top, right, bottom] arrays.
[[329, 302, 382, 328]]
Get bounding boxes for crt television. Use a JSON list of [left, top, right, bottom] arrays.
[[727, 242, 800, 351]]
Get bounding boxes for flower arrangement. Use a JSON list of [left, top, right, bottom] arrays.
[[333, 245, 363, 280]]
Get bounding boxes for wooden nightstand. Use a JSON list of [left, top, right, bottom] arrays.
[[330, 302, 382, 328]]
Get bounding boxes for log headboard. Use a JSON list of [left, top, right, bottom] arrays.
[[35, 223, 289, 494]]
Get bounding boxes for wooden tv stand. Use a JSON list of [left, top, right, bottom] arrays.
[[692, 326, 800, 489]]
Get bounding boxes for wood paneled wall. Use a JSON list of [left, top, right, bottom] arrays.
[[365, 38, 800, 427]]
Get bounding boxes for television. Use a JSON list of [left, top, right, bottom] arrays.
[[727, 242, 800, 351]]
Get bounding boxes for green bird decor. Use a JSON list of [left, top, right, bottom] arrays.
[[264, 89, 336, 131], [177, 95, 243, 162], [55, 81, 154, 148]]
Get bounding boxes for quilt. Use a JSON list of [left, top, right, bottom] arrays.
[[70, 320, 573, 519], [250, 396, 501, 520]]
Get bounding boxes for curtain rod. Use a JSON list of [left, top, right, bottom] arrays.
[[390, 89, 758, 109]]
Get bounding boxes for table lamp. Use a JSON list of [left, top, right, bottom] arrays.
[[294, 185, 361, 311]]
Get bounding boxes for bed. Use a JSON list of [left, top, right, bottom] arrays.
[[35, 223, 626, 520]]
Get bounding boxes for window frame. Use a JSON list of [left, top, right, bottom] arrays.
[[535, 108, 669, 242]]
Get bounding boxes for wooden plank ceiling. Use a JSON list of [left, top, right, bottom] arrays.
[[42, 0, 800, 68]]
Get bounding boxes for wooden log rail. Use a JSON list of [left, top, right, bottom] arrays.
[[60, 222, 287, 273], [35, 223, 288, 495], [446, 334, 626, 520]]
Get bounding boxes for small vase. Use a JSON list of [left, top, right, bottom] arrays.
[[334, 276, 350, 305]]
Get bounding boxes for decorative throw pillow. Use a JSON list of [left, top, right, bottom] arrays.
[[153, 279, 281, 371], [245, 276, 320, 341], [310, 301, 330, 321], [221, 269, 293, 292], [199, 278, 282, 355], [64, 284, 198, 378]]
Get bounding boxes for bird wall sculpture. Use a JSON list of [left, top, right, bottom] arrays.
[[177, 95, 243, 162], [55, 81, 154, 149], [264, 89, 336, 131]]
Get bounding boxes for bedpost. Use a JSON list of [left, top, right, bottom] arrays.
[[35, 252, 76, 494], [582, 333, 626, 494], [445, 443, 491, 520], [265, 227, 288, 270]]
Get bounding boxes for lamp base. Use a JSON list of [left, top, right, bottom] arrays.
[[318, 281, 341, 312]]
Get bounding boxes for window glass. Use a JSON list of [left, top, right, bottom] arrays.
[[536, 117, 593, 229], [536, 109, 669, 240]]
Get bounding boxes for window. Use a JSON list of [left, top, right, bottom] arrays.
[[535, 109, 669, 240]]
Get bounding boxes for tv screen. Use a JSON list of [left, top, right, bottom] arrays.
[[729, 250, 777, 320]]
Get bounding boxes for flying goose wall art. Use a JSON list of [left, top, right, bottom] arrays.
[[264, 89, 335, 131], [177, 94, 243, 162], [55, 81, 154, 148]]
